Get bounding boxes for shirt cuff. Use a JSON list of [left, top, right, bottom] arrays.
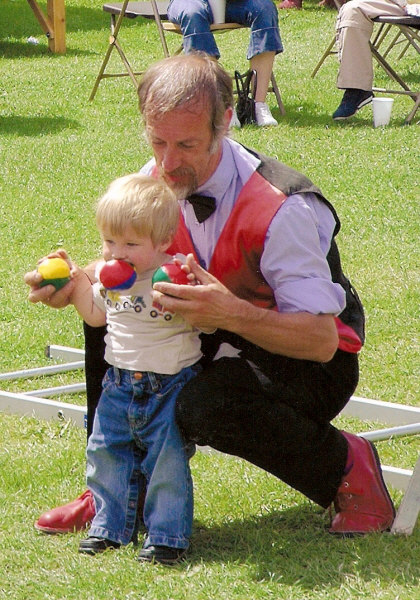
[[275, 278, 346, 315]]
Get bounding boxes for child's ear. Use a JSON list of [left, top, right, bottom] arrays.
[[158, 239, 171, 253]]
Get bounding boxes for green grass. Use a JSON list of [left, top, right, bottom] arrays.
[[0, 2, 419, 598], [1, 414, 419, 600]]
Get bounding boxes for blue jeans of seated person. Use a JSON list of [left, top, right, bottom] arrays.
[[86, 364, 200, 548], [167, 0, 283, 60]]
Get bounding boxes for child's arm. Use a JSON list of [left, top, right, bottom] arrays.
[[69, 264, 107, 327]]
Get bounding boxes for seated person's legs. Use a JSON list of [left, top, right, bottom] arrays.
[[226, 0, 283, 60], [333, 0, 406, 119], [168, 0, 283, 126], [227, 0, 283, 125]]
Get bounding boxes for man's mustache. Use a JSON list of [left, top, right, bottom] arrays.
[[160, 166, 195, 179]]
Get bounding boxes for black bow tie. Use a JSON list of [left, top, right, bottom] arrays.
[[186, 194, 216, 223]]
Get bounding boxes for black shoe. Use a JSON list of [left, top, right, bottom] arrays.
[[78, 536, 120, 555], [137, 545, 187, 565], [333, 89, 374, 120]]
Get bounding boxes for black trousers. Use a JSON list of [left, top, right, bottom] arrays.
[[83, 323, 358, 508]]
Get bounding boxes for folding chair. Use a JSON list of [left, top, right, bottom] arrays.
[[89, 1, 171, 100], [370, 15, 420, 124], [90, 1, 285, 115]]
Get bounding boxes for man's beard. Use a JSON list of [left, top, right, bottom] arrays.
[[158, 166, 198, 200]]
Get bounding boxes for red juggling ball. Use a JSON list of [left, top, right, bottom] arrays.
[[152, 262, 190, 286], [99, 260, 137, 290]]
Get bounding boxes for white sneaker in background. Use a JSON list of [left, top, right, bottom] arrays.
[[255, 102, 278, 127], [230, 107, 241, 129]]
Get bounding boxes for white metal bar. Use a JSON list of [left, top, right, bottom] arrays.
[[342, 396, 420, 425], [25, 383, 86, 397], [358, 422, 420, 442], [0, 390, 416, 492], [0, 390, 86, 428], [46, 345, 85, 361], [0, 361, 85, 380], [382, 465, 414, 492]]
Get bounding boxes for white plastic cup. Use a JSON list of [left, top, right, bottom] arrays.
[[208, 0, 226, 23], [372, 98, 394, 127]]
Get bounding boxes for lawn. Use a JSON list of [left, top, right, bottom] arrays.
[[0, 1, 419, 599]]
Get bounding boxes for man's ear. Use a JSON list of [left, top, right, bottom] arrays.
[[224, 106, 233, 133]]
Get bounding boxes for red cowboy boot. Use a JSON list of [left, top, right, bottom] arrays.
[[329, 432, 395, 535], [35, 490, 95, 534], [278, 0, 302, 9]]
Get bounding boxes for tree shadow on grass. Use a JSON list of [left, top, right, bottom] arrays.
[[0, 39, 96, 58], [3, 3, 109, 38], [190, 504, 419, 591], [0, 115, 80, 137]]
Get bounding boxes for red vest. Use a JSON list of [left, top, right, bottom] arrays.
[[155, 154, 363, 354]]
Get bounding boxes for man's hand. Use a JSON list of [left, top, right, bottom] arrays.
[[152, 254, 234, 331], [152, 254, 338, 362]]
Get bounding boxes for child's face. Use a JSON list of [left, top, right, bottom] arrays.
[[101, 225, 169, 274]]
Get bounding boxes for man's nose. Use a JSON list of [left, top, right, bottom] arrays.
[[161, 147, 181, 172]]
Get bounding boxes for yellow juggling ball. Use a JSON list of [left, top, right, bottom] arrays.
[[38, 257, 71, 290]]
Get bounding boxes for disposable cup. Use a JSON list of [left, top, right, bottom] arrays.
[[208, 0, 226, 23], [372, 98, 394, 127]]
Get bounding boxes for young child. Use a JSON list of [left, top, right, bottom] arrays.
[[55, 174, 205, 564]]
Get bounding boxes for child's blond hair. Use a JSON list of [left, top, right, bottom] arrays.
[[96, 174, 179, 247]]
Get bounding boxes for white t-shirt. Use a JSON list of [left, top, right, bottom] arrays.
[[92, 264, 202, 374]]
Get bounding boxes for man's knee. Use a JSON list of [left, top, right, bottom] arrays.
[[168, 0, 211, 23]]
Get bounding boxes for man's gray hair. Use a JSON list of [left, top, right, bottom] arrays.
[[138, 53, 233, 146]]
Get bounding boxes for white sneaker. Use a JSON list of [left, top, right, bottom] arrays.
[[230, 107, 241, 129], [255, 102, 278, 127]]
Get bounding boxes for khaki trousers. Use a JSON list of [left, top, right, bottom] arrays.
[[336, 0, 406, 90]]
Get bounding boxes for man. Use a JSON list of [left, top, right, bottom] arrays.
[[167, 0, 283, 127], [333, 0, 418, 120], [27, 53, 395, 545]]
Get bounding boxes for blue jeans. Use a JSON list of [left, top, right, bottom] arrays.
[[86, 365, 200, 548], [167, 0, 283, 60]]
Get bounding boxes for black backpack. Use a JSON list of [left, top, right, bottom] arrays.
[[234, 69, 257, 127]]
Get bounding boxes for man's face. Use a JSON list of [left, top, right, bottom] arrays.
[[146, 104, 226, 198]]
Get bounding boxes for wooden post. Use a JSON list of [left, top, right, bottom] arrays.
[[26, 0, 66, 54], [47, 0, 66, 54]]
